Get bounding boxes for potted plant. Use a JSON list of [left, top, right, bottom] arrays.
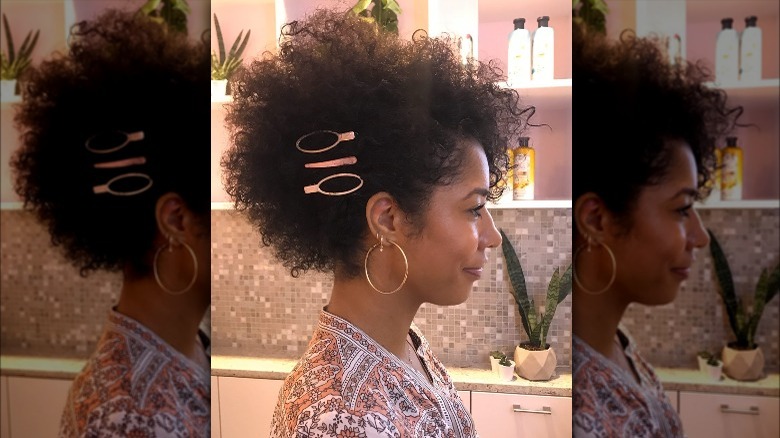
[[497, 355, 515, 382], [697, 350, 712, 372], [500, 229, 572, 381], [573, 0, 609, 35], [708, 228, 780, 381], [704, 355, 723, 381], [349, 0, 402, 35], [489, 350, 505, 373], [1, 13, 39, 99], [211, 13, 250, 97], [137, 0, 191, 34]]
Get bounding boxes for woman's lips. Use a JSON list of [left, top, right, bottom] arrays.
[[671, 267, 690, 279], [463, 267, 483, 278]]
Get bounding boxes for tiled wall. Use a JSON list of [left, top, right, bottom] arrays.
[[3, 207, 778, 375], [622, 209, 780, 372], [210, 207, 573, 370]]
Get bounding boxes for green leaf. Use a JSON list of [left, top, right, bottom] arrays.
[[2, 14, 15, 63], [557, 264, 572, 305], [214, 14, 226, 63], [500, 229, 533, 340], [138, 0, 162, 17], [708, 229, 743, 343], [350, 0, 373, 15]]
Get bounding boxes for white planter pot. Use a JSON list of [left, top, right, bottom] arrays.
[[705, 363, 723, 381], [497, 360, 515, 382], [489, 356, 501, 374], [1, 79, 17, 99], [722, 344, 764, 381], [697, 355, 709, 372], [514, 344, 557, 381], [211, 79, 228, 97]]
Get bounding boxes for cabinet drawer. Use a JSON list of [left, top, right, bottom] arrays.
[[679, 392, 779, 438], [471, 392, 571, 438], [218, 377, 283, 438], [7, 376, 72, 438]]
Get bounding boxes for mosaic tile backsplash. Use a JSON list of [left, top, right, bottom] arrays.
[[2, 207, 778, 375], [210, 207, 573, 369]]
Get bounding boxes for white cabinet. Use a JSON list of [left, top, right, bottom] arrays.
[[471, 392, 572, 438], [1, 377, 9, 438], [6, 376, 71, 438], [679, 391, 780, 438], [217, 376, 282, 438], [212, 375, 222, 438]]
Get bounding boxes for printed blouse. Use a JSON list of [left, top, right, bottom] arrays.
[[271, 309, 477, 438], [59, 309, 211, 437], [573, 328, 684, 437]]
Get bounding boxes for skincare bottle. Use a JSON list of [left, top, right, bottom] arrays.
[[459, 34, 474, 66], [507, 18, 531, 86], [512, 137, 535, 200], [721, 136, 743, 201], [497, 145, 515, 204], [739, 16, 762, 82], [715, 18, 739, 84], [709, 145, 722, 202], [532, 16, 554, 81]]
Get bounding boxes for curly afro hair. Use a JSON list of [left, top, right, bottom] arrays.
[[222, 8, 533, 278], [572, 22, 743, 234], [11, 9, 210, 277]]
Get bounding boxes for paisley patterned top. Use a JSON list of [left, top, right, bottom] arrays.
[[59, 309, 211, 438], [573, 328, 684, 437], [271, 310, 477, 438]]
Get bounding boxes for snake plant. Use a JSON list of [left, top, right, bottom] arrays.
[[500, 229, 572, 350], [1, 13, 39, 80], [708, 228, 780, 349], [211, 13, 250, 81]]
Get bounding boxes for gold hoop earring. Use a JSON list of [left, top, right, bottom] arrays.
[[153, 235, 198, 295], [364, 235, 409, 295], [573, 236, 616, 295]]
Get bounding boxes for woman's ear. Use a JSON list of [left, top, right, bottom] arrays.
[[155, 192, 187, 242], [365, 191, 404, 242], [574, 192, 610, 243]]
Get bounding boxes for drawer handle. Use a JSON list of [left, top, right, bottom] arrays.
[[720, 404, 759, 415], [512, 405, 552, 415]]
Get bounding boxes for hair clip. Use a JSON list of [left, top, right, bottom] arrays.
[[93, 173, 153, 196], [296, 130, 356, 154], [304, 156, 357, 169], [304, 173, 363, 196], [85, 131, 144, 154], [93, 156, 147, 169]]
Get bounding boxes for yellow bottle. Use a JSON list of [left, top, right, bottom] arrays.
[[513, 137, 535, 200], [497, 147, 514, 203], [708, 145, 722, 201], [721, 136, 742, 200]]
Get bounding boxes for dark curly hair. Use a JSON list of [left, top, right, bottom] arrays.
[[572, 23, 743, 235], [222, 8, 533, 277], [11, 10, 210, 277]]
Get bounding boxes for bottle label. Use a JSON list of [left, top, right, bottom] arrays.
[[512, 149, 534, 200], [721, 149, 742, 200]]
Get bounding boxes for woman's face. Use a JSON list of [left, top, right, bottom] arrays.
[[606, 141, 710, 305], [399, 139, 502, 306]]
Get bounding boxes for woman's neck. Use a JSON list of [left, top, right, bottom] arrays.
[[327, 274, 421, 361], [115, 274, 208, 362]]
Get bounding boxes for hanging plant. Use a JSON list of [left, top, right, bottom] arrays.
[[349, 0, 402, 35], [573, 0, 609, 35]]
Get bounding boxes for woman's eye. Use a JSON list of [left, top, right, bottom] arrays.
[[677, 204, 693, 217], [470, 204, 485, 218]]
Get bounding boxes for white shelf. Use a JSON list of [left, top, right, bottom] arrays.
[[212, 202, 234, 210], [487, 199, 571, 209], [211, 95, 233, 104], [497, 79, 571, 106], [0, 96, 22, 105], [0, 202, 23, 210], [696, 199, 779, 209], [704, 79, 779, 104]]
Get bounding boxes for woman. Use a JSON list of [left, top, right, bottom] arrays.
[[571, 23, 743, 436], [221, 9, 533, 437], [10, 10, 211, 437]]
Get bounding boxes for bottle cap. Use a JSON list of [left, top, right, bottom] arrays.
[[513, 18, 526, 30], [537, 16, 550, 27], [721, 18, 733, 29], [726, 137, 738, 147], [518, 137, 530, 147], [745, 16, 757, 27]]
